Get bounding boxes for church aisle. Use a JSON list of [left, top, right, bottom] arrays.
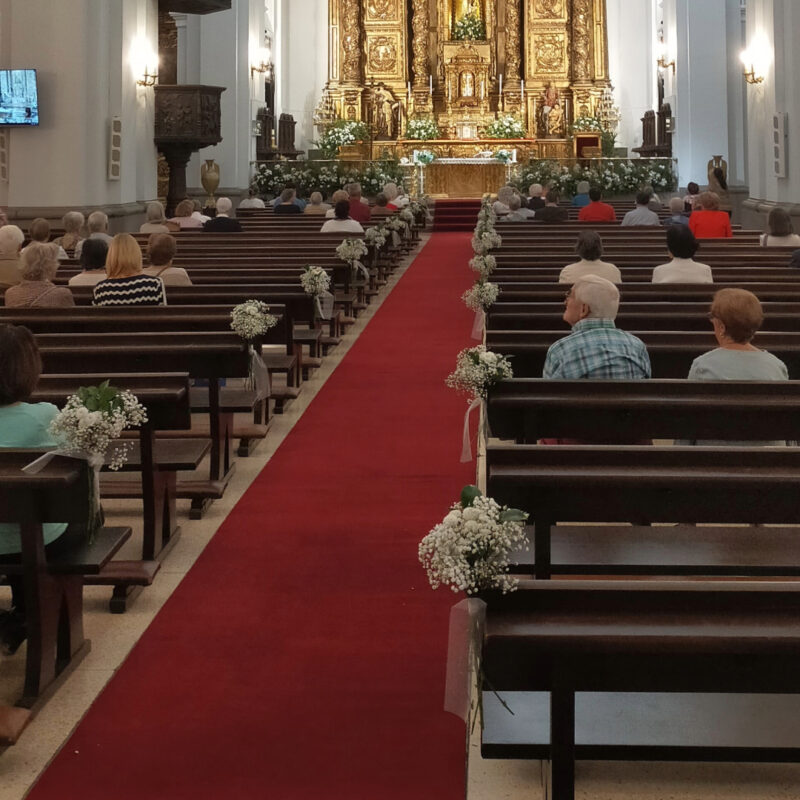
[[24, 232, 478, 800]]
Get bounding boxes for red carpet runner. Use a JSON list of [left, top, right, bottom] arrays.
[[28, 233, 478, 800], [433, 199, 483, 232]]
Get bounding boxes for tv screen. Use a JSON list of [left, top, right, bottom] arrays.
[[0, 69, 39, 126]]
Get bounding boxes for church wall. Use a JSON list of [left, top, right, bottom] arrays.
[[0, 0, 158, 227]]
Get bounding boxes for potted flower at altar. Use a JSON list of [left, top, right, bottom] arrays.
[[406, 116, 440, 141], [493, 149, 514, 164], [453, 12, 486, 41], [484, 115, 526, 139], [318, 120, 370, 159], [413, 149, 436, 166]]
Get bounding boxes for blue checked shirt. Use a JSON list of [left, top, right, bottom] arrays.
[[543, 318, 652, 379]]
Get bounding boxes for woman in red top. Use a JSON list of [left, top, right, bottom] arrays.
[[688, 191, 733, 239]]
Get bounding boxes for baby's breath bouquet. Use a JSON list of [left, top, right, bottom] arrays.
[[471, 230, 502, 256], [337, 237, 369, 284], [469, 254, 497, 279], [419, 486, 528, 595], [365, 226, 388, 249], [230, 300, 278, 340], [300, 265, 331, 296], [399, 207, 415, 225], [463, 280, 499, 312], [447, 345, 513, 400]]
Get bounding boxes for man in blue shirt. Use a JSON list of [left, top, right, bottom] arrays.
[[543, 274, 651, 379]]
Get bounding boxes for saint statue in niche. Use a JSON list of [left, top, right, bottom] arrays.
[[373, 87, 399, 139], [538, 83, 560, 136], [457, 0, 482, 21], [547, 101, 565, 136], [460, 71, 475, 98]]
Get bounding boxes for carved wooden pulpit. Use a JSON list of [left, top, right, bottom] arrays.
[[154, 85, 225, 215]]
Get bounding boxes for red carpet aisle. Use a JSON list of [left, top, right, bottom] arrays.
[[28, 233, 478, 800], [433, 199, 483, 232]]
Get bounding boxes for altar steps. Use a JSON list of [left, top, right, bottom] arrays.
[[432, 199, 482, 232]]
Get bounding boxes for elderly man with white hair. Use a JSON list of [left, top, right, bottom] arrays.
[[0, 224, 25, 290], [527, 183, 546, 210], [543, 274, 651, 379], [74, 211, 113, 259], [203, 197, 243, 232]]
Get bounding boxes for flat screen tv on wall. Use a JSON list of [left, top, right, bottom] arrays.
[[0, 69, 39, 126]]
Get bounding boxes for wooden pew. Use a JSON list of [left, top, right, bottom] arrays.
[[480, 579, 800, 800], [0, 452, 131, 713]]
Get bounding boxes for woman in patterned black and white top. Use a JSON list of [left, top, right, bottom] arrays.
[[92, 233, 166, 307]]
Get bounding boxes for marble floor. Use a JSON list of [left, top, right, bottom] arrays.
[[3, 234, 800, 799]]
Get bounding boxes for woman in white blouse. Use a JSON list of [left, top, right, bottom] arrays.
[[320, 200, 364, 234]]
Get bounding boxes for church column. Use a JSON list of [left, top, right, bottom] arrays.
[[411, 0, 431, 113], [504, 0, 523, 117]]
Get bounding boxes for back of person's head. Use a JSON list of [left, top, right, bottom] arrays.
[[768, 207, 793, 237], [21, 242, 59, 281], [375, 192, 388, 208], [669, 197, 685, 215], [383, 182, 398, 201], [146, 201, 166, 223], [331, 189, 348, 205], [0, 324, 42, 405], [148, 233, 177, 266], [106, 233, 143, 278], [279, 188, 295, 204], [666, 225, 699, 259], [636, 190, 652, 207], [87, 210, 109, 233], [575, 230, 603, 261], [29, 218, 51, 242], [687, 182, 700, 196], [546, 190, 560, 205], [576, 181, 590, 195], [572, 274, 620, 320], [713, 167, 728, 191], [192, 199, 203, 212], [347, 183, 362, 197], [334, 199, 351, 220], [248, 188, 258, 198], [497, 186, 516, 205], [589, 187, 602, 202], [0, 224, 24, 257], [698, 191, 720, 211], [508, 195, 522, 212], [309, 191, 323, 205], [529, 183, 543, 197], [710, 288, 763, 343], [62, 210, 85, 233], [80, 238, 109, 270], [216, 197, 233, 214], [174, 199, 194, 218]]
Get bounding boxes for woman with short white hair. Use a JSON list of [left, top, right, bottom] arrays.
[[0, 225, 25, 291], [140, 201, 172, 234], [53, 211, 85, 255], [4, 242, 74, 307], [493, 185, 518, 216]]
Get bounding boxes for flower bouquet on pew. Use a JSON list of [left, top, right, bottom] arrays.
[[468, 254, 496, 280], [25, 381, 147, 541], [230, 300, 278, 399], [336, 238, 370, 286], [471, 229, 502, 256], [463, 280, 500, 341], [301, 265, 334, 321], [446, 345, 513, 462], [364, 226, 388, 249]]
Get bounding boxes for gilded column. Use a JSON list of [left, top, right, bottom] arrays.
[[411, 0, 430, 90], [341, 0, 363, 84], [571, 0, 593, 82], [505, 0, 522, 82]]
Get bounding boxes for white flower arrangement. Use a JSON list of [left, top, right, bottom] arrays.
[[463, 281, 499, 312], [471, 230, 502, 255], [406, 116, 440, 140], [300, 265, 331, 296], [399, 208, 415, 225], [336, 238, 368, 264], [419, 485, 528, 595], [453, 12, 486, 41], [494, 150, 514, 164], [364, 227, 388, 248], [230, 300, 278, 340], [469, 254, 497, 279], [385, 216, 407, 232], [446, 345, 513, 400], [484, 115, 526, 139], [414, 150, 436, 166], [570, 114, 604, 132]]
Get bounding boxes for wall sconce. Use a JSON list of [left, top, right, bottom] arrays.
[[740, 49, 765, 84], [656, 39, 675, 74], [130, 37, 159, 87], [251, 47, 273, 80]]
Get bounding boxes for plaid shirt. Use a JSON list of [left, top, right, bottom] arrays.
[[543, 318, 651, 379]]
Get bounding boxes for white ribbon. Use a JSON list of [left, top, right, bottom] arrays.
[[391, 230, 401, 247], [314, 290, 335, 321], [471, 309, 485, 341], [248, 346, 271, 401], [444, 597, 487, 723], [351, 259, 370, 284], [460, 397, 482, 463]]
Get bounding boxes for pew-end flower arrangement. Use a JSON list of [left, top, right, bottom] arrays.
[[230, 300, 278, 398], [471, 229, 502, 256], [301, 265, 334, 320], [419, 485, 529, 596], [469, 254, 497, 279], [463, 280, 499, 312], [364, 226, 388, 249]]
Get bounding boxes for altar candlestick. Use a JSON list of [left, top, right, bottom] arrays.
[[499, 74, 503, 95], [429, 74, 433, 95], [520, 79, 525, 99]]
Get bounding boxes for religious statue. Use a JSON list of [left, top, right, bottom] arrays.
[[547, 100, 565, 137], [539, 84, 560, 137], [373, 87, 399, 139], [457, 0, 482, 21], [460, 71, 475, 98]]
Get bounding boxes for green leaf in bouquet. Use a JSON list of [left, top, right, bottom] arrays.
[[460, 485, 482, 508], [499, 508, 528, 523]]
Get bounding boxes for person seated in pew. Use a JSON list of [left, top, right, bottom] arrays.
[[577, 187, 616, 222], [652, 226, 713, 284], [543, 274, 651, 379], [383, 182, 405, 211], [203, 197, 244, 231], [238, 188, 266, 209], [492, 185, 517, 216], [760, 207, 800, 248], [559, 231, 621, 284], [0, 224, 24, 292], [92, 233, 166, 306], [571, 180, 591, 208], [688, 191, 733, 239], [662, 196, 691, 227], [346, 183, 372, 224], [683, 181, 701, 212], [168, 199, 204, 230], [23, 218, 68, 261], [643, 184, 663, 211], [74, 211, 114, 258], [143, 234, 192, 286], [272, 188, 303, 217], [320, 200, 364, 234], [0, 324, 70, 655], [620, 191, 660, 227], [53, 211, 85, 256], [527, 183, 546, 211], [534, 190, 569, 223], [5, 243, 75, 307], [504, 194, 537, 222], [370, 193, 394, 219], [271, 182, 306, 211], [67, 238, 109, 286], [324, 190, 349, 219], [190, 199, 211, 224], [304, 191, 331, 215], [139, 201, 179, 234]]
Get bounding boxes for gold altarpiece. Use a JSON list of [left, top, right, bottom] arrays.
[[321, 0, 612, 160]]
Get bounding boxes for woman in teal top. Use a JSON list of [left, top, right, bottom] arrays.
[[0, 324, 68, 654]]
